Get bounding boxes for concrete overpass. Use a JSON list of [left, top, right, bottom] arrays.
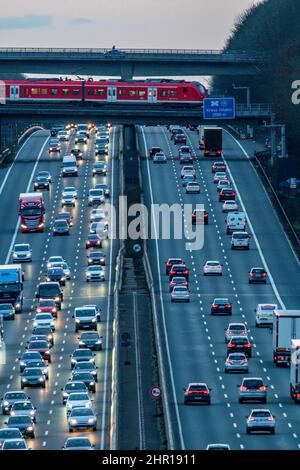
[[0, 48, 267, 78], [0, 102, 272, 126]]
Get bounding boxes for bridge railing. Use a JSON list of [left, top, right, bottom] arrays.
[[236, 103, 272, 115]]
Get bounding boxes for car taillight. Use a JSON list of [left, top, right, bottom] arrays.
[[166, 263, 171, 267], [201, 390, 209, 394], [259, 386, 266, 391], [170, 270, 175, 275], [244, 343, 251, 348], [296, 393, 300, 398], [212, 304, 217, 308], [228, 343, 235, 348], [240, 386, 247, 391], [262, 273, 267, 277], [37, 309, 41, 313], [226, 359, 233, 364], [241, 359, 248, 364], [183, 270, 188, 275], [250, 273, 253, 277], [225, 304, 231, 308], [267, 417, 274, 422], [248, 417, 255, 422]]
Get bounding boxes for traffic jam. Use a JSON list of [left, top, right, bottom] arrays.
[[0, 123, 113, 451]]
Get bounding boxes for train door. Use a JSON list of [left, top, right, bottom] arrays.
[[10, 85, 20, 101], [108, 86, 117, 102], [148, 87, 157, 103]]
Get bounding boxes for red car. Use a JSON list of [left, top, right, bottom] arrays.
[[85, 234, 102, 249], [27, 340, 51, 362], [36, 299, 58, 318]]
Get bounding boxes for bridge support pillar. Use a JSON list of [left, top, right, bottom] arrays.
[[120, 63, 134, 80]]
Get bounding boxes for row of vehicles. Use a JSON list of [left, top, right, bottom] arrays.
[[0, 122, 111, 450]]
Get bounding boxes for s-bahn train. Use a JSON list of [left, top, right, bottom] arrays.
[[1, 79, 208, 105]]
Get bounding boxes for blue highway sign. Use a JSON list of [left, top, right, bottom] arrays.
[[203, 97, 236, 119]]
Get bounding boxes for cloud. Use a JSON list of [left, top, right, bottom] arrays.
[[70, 17, 93, 25], [0, 15, 53, 29]]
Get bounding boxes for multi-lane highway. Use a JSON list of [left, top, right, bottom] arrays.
[[0, 126, 119, 450], [138, 125, 300, 450]]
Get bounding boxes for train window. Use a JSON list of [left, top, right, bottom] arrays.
[[87, 89, 95, 96], [62, 89, 70, 95], [72, 89, 80, 95], [139, 90, 146, 97], [31, 88, 39, 95], [160, 90, 168, 97], [183, 87, 188, 93], [170, 90, 177, 97], [22, 88, 29, 95], [118, 89, 126, 96], [128, 90, 137, 96], [40, 88, 48, 95], [51, 89, 58, 95], [97, 89, 104, 96]]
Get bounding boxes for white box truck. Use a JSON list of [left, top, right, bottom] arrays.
[[290, 340, 300, 402], [273, 310, 300, 366]]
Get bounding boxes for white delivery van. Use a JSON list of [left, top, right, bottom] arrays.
[[231, 231, 251, 250], [226, 212, 246, 234], [62, 155, 78, 177]]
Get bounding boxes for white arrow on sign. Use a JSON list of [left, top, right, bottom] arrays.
[[150, 386, 161, 398]]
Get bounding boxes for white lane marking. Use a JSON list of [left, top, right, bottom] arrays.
[[100, 126, 115, 450], [4, 136, 50, 263], [141, 126, 184, 450]]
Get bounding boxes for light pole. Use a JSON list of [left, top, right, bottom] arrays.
[[233, 84, 251, 137], [263, 119, 287, 166]]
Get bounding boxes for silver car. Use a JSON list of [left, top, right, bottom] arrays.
[[86, 265, 105, 282], [225, 353, 249, 373], [213, 172, 228, 183], [88, 189, 105, 206], [171, 286, 190, 302], [10, 401, 36, 422], [186, 182, 200, 194], [217, 179, 230, 192], [206, 444, 230, 450], [68, 406, 97, 432], [224, 323, 248, 343], [12, 244, 32, 263], [222, 200, 239, 213], [62, 186, 78, 199], [62, 437, 94, 450], [66, 392, 92, 415], [0, 303, 15, 320], [246, 409, 275, 434], [238, 377, 267, 403]]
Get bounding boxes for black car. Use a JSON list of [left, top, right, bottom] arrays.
[[33, 176, 50, 191], [184, 383, 211, 405], [227, 336, 252, 357], [19, 352, 43, 373], [211, 298, 232, 315], [179, 153, 193, 164], [219, 188, 236, 202], [192, 209, 208, 225], [6, 415, 35, 438], [169, 264, 189, 281], [87, 251, 106, 266], [70, 349, 95, 368], [21, 367, 46, 388], [48, 139, 61, 152], [78, 331, 103, 351], [249, 267, 267, 284], [1, 391, 29, 415], [53, 219, 69, 236], [71, 372, 96, 393], [149, 146, 162, 158], [32, 326, 54, 346], [165, 258, 183, 275], [46, 267, 66, 286], [170, 129, 183, 140], [71, 148, 83, 160], [36, 282, 63, 309], [61, 381, 88, 404], [174, 134, 187, 145]]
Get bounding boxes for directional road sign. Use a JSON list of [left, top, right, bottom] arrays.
[[203, 97, 236, 120], [150, 386, 161, 398]]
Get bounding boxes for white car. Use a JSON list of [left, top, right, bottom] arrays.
[[255, 303, 278, 327], [181, 165, 195, 178], [90, 209, 107, 223], [62, 187, 78, 199], [206, 444, 230, 450], [90, 221, 109, 238], [186, 182, 200, 194], [47, 256, 65, 269], [171, 286, 190, 302], [86, 266, 105, 282], [66, 392, 92, 414], [153, 152, 167, 163], [12, 243, 32, 262], [203, 260, 223, 276], [88, 189, 105, 206], [57, 130, 70, 141], [225, 322, 249, 343], [222, 200, 239, 212], [213, 172, 228, 183], [82, 304, 102, 322], [217, 179, 231, 192], [33, 313, 55, 330]]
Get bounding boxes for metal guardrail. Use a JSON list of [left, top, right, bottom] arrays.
[[0, 47, 266, 61], [236, 103, 272, 115], [0, 148, 11, 164], [17, 125, 44, 146]]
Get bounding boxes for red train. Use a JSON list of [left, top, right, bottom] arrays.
[[2, 79, 208, 104]]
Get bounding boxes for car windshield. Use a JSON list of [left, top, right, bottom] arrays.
[[36, 314, 52, 320], [253, 269, 263, 273], [94, 163, 104, 168], [5, 393, 26, 400], [13, 402, 32, 410], [0, 430, 21, 438], [74, 350, 92, 357], [75, 363, 95, 370], [232, 337, 247, 344], [75, 310, 95, 318], [90, 190, 103, 196], [174, 287, 187, 292], [66, 438, 91, 448], [22, 352, 41, 359], [68, 393, 89, 401], [229, 325, 244, 330], [29, 341, 48, 349], [39, 300, 55, 307], [0, 304, 13, 310], [3, 440, 26, 449], [65, 383, 86, 391], [70, 408, 93, 417], [39, 285, 59, 296], [73, 373, 93, 381], [251, 411, 270, 418], [215, 299, 228, 304], [208, 262, 219, 266], [234, 233, 248, 239], [81, 333, 98, 339], [230, 355, 246, 361], [189, 385, 206, 391], [9, 416, 31, 424], [48, 268, 63, 275], [21, 207, 42, 217], [243, 379, 263, 388], [14, 245, 29, 252], [23, 368, 42, 376], [87, 266, 101, 272]]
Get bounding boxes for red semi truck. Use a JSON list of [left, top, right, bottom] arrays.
[[18, 192, 45, 233]]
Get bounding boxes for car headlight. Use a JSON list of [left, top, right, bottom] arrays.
[[61, 277, 66, 281], [13, 253, 18, 258], [30, 410, 35, 416], [92, 318, 96, 323], [11, 411, 16, 416], [88, 258, 93, 263], [43, 368, 47, 374], [75, 319, 80, 323], [20, 361, 26, 367], [38, 377, 44, 382], [47, 277, 51, 281], [21, 224, 27, 229], [96, 340, 101, 344], [87, 273, 91, 277], [15, 303, 21, 309], [70, 419, 77, 425], [91, 370, 96, 375], [22, 378, 27, 382], [89, 382, 95, 386], [3, 401, 9, 407], [63, 392, 68, 397], [89, 358, 95, 363], [55, 297, 60, 302], [71, 358, 76, 363], [88, 417, 95, 424], [38, 223, 44, 228]]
